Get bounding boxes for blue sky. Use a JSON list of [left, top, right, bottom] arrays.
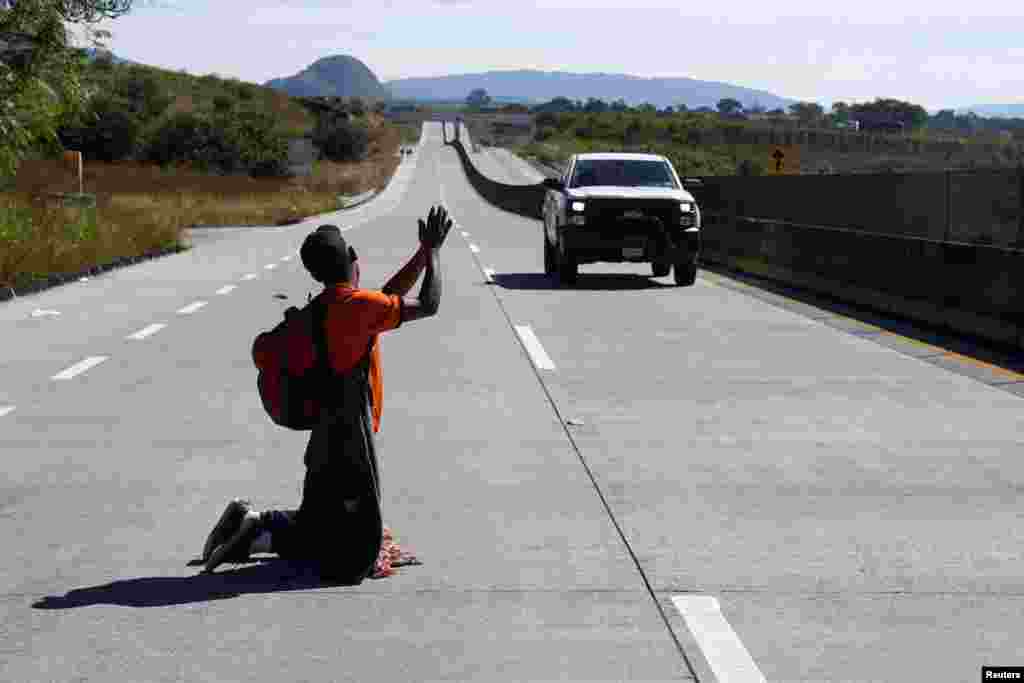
[[82, 1, 1024, 110]]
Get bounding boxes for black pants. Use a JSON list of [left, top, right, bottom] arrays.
[[259, 391, 383, 583]]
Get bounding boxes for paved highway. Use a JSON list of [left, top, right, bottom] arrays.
[[2, 121, 1023, 681]]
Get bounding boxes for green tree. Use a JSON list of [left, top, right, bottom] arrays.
[[466, 88, 490, 107], [311, 116, 369, 162], [141, 112, 241, 173], [850, 98, 928, 129], [1, 0, 133, 179], [789, 101, 824, 125], [57, 94, 140, 161], [583, 97, 608, 113], [717, 97, 742, 115], [609, 98, 629, 112]]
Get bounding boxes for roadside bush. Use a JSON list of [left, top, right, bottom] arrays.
[[534, 126, 554, 142], [140, 111, 291, 177], [113, 73, 172, 121], [141, 112, 243, 173], [58, 97, 142, 162], [312, 117, 370, 162], [213, 95, 235, 114], [535, 112, 558, 129], [222, 111, 291, 178]]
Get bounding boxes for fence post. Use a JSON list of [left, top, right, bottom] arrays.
[[944, 170, 952, 243]]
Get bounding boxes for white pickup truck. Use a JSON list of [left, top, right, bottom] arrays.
[[541, 152, 701, 286]]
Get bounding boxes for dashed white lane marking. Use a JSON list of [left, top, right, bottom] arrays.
[[461, 231, 470, 238], [31, 309, 61, 318], [484, 267, 495, 283], [177, 301, 207, 315], [127, 323, 166, 340], [264, 263, 277, 270], [0, 406, 15, 418], [215, 285, 236, 295], [513, 325, 556, 371], [671, 595, 766, 683], [52, 356, 108, 381], [469, 243, 481, 253], [280, 255, 292, 262], [242, 274, 257, 281]]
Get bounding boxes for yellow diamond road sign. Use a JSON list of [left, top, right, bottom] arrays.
[[766, 146, 799, 175]]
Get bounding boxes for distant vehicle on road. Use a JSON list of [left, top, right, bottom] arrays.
[[541, 153, 701, 286]]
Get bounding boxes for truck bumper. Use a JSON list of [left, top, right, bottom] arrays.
[[562, 227, 700, 266]]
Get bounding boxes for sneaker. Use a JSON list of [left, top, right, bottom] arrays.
[[201, 499, 253, 562], [203, 511, 263, 574]]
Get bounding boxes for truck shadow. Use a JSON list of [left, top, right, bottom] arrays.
[[492, 272, 676, 291], [31, 559, 362, 609]]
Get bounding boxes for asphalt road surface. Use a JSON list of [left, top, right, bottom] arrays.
[[2, 122, 1023, 682]]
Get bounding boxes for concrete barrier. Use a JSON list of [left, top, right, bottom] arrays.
[[450, 137, 547, 220], [700, 213, 1024, 350]]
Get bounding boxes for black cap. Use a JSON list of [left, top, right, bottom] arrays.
[[300, 224, 354, 283]]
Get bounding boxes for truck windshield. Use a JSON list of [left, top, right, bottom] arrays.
[[570, 159, 678, 189]]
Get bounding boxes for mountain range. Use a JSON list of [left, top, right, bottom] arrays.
[[959, 104, 1024, 118], [383, 69, 795, 110], [262, 56, 795, 110]]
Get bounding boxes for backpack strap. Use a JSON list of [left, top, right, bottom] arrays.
[[310, 295, 332, 398]]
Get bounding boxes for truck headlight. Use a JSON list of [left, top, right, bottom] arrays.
[[571, 201, 586, 212], [679, 201, 694, 213], [568, 215, 586, 226]]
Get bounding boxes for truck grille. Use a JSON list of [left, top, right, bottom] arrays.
[[584, 198, 679, 229]]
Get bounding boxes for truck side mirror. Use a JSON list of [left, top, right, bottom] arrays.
[[542, 177, 564, 190]]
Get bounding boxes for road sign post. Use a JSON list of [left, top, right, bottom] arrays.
[[766, 146, 800, 175]]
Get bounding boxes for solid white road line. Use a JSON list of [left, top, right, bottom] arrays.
[[127, 323, 166, 341], [484, 268, 495, 283], [671, 595, 766, 683], [514, 325, 556, 371], [242, 274, 258, 281], [177, 301, 207, 315], [52, 356, 108, 381], [0, 406, 15, 418], [264, 263, 277, 270], [469, 243, 481, 253], [215, 285, 236, 295]]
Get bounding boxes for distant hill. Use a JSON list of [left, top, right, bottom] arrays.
[[264, 55, 389, 99], [960, 104, 1024, 118], [384, 69, 795, 110]]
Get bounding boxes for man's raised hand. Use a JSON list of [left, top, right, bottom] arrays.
[[418, 205, 453, 250]]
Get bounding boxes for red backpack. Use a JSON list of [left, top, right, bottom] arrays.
[[252, 296, 327, 430]]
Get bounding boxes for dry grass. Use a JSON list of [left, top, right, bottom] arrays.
[[1, 120, 408, 288]]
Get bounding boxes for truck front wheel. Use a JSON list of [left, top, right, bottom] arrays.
[[558, 241, 578, 286], [674, 262, 697, 286]]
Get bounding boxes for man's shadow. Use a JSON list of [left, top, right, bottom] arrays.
[[32, 559, 361, 610]]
